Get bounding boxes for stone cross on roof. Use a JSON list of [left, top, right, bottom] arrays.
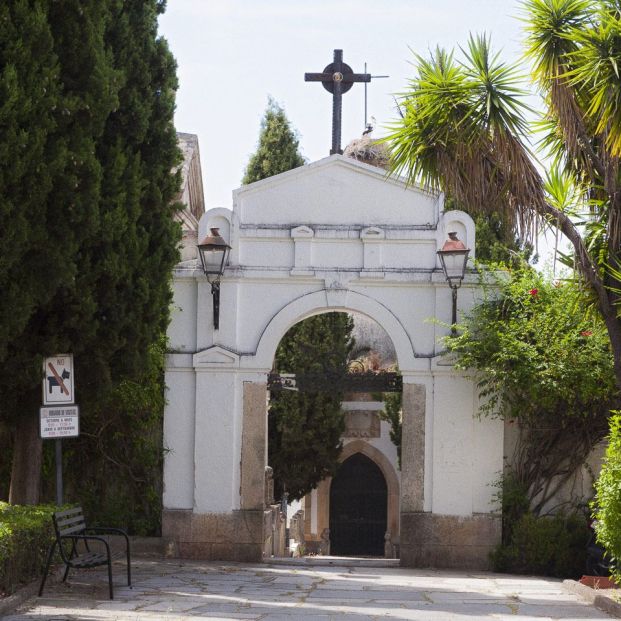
[[305, 49, 371, 155]]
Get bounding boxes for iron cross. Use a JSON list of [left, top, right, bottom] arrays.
[[305, 49, 371, 155]]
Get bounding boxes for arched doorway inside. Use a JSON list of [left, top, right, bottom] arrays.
[[329, 452, 388, 556]]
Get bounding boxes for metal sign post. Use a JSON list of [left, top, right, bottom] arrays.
[[55, 439, 63, 506], [41, 354, 78, 506]]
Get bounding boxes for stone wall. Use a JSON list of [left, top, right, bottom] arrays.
[[400, 512, 501, 570], [162, 509, 264, 562]]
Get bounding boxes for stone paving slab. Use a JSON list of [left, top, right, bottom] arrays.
[[1, 558, 616, 620]]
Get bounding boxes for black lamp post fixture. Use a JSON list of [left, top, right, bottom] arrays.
[[197, 227, 231, 330], [437, 232, 470, 335]]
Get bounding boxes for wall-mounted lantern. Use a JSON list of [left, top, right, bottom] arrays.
[[437, 232, 470, 335], [197, 227, 231, 330]]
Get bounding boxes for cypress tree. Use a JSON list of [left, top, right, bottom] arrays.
[[3, 0, 119, 504], [62, 0, 181, 529], [0, 1, 63, 358], [69, 0, 181, 394], [0, 0, 61, 499], [242, 97, 305, 184], [1, 0, 180, 507], [269, 314, 353, 501]]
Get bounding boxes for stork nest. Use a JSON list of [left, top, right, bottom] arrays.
[[343, 135, 390, 169]]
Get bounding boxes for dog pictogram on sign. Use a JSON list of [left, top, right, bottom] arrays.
[[43, 354, 74, 405]]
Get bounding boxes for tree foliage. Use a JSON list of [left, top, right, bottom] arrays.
[[268, 313, 354, 501], [242, 97, 305, 184], [447, 269, 614, 422], [378, 392, 402, 469], [0, 1, 67, 359], [445, 268, 615, 513], [0, 0, 181, 511], [60, 338, 168, 534], [386, 3, 621, 391]]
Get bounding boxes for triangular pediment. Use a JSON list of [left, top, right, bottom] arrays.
[[236, 154, 406, 193], [233, 155, 441, 229], [193, 346, 240, 368]]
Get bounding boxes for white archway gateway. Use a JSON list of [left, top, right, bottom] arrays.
[[162, 155, 503, 568]]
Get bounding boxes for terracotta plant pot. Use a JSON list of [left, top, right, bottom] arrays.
[[580, 575, 618, 589]]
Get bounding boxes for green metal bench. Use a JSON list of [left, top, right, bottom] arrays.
[[39, 506, 131, 600]]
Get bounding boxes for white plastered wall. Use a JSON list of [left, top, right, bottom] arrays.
[[163, 155, 502, 520]]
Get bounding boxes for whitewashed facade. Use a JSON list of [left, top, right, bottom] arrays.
[[162, 155, 504, 568]]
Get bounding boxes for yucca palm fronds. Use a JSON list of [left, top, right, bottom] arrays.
[[387, 36, 543, 242], [464, 33, 533, 136], [544, 166, 588, 221], [522, 0, 591, 82], [568, 13, 621, 157], [523, 0, 604, 176]]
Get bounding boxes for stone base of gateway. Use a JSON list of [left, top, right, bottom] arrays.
[[400, 512, 502, 570], [164, 509, 501, 569], [162, 509, 264, 562]]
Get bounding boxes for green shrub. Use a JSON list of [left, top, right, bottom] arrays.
[[593, 412, 621, 581], [491, 512, 589, 578], [0, 503, 56, 596]]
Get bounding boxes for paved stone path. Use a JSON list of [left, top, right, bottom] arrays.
[[4, 558, 616, 620]]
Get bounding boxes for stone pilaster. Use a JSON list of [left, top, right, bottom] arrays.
[[400, 383, 426, 512], [240, 382, 267, 510]]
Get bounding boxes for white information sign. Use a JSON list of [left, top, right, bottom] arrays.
[[40, 405, 80, 439], [43, 354, 74, 405]]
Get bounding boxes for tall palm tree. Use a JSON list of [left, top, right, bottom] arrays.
[[386, 3, 621, 391]]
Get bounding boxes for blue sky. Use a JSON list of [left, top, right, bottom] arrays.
[[159, 0, 529, 209]]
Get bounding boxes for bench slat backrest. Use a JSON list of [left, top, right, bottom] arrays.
[[53, 506, 86, 537]]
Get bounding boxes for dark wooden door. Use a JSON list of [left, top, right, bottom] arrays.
[[329, 453, 387, 556]]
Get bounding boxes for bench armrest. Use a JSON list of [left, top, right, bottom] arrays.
[[84, 527, 129, 538], [58, 534, 111, 561], [83, 528, 130, 551], [60, 533, 111, 546]]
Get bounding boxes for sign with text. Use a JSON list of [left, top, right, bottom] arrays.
[[40, 406, 80, 439], [43, 354, 74, 405]]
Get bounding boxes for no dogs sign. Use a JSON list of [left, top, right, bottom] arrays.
[[42, 354, 75, 405]]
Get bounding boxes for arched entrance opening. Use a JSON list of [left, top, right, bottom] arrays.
[[329, 452, 388, 556], [265, 308, 402, 557]]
